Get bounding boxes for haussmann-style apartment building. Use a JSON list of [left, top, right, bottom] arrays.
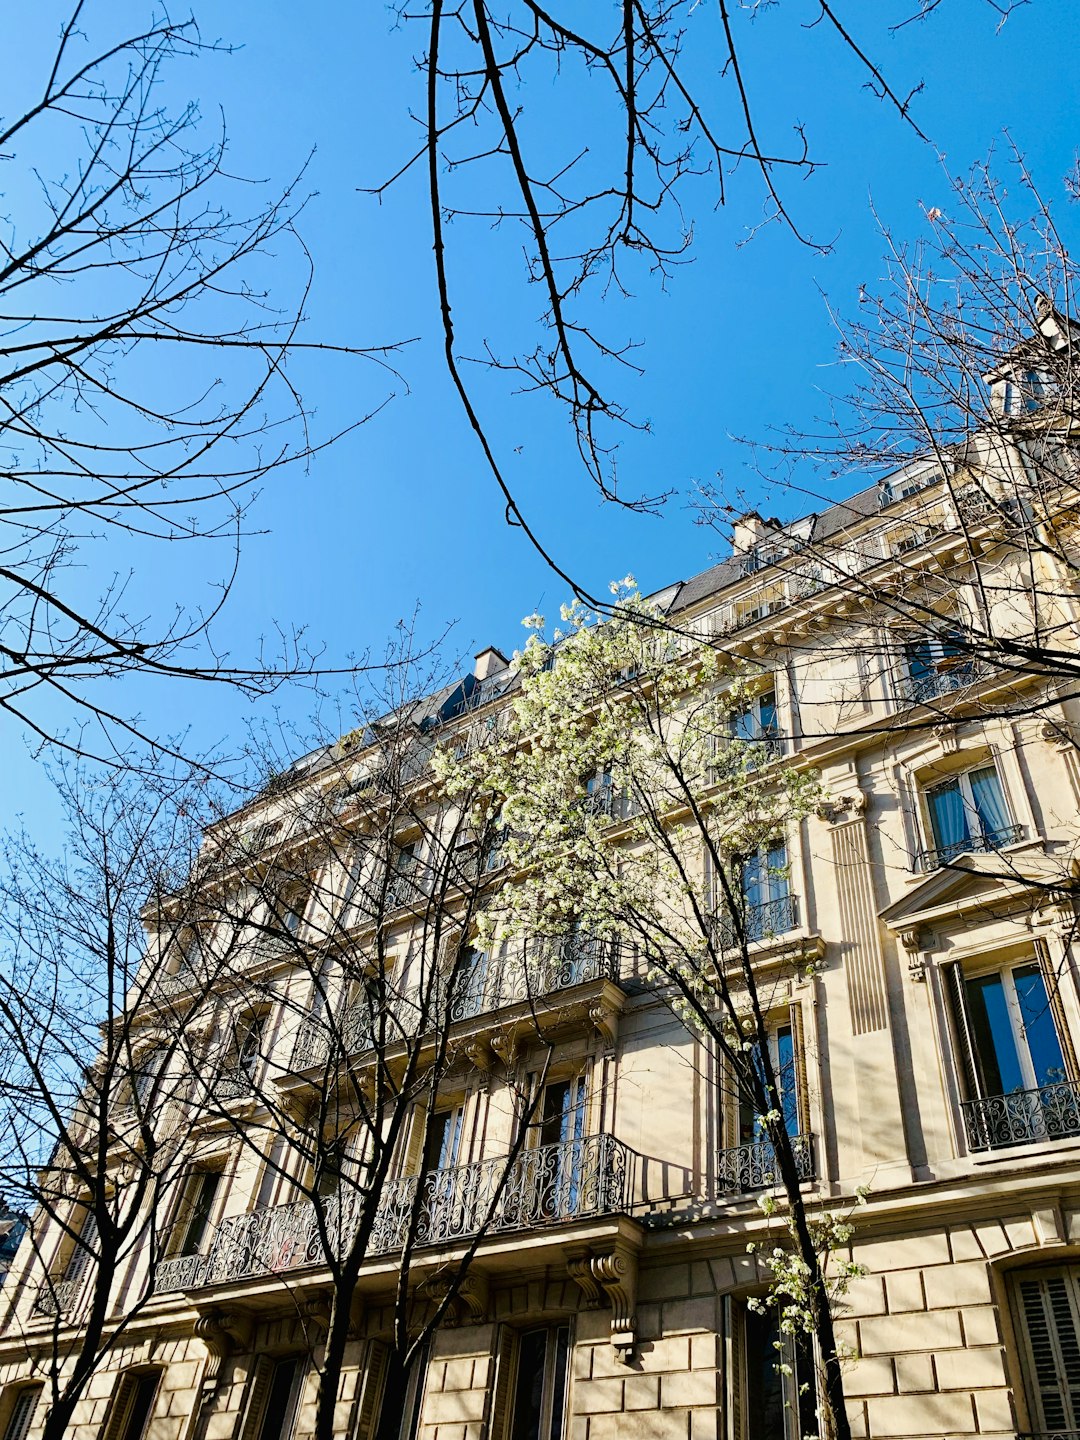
[[3, 386, 1080, 1440]]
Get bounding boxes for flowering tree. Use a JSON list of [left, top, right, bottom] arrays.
[[439, 582, 858, 1440]]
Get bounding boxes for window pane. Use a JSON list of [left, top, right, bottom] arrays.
[[510, 1330, 549, 1440], [744, 1307, 787, 1440], [257, 1360, 301, 1440], [1013, 965, 1068, 1088], [968, 766, 1010, 838], [775, 1027, 799, 1137], [758, 693, 778, 736], [929, 781, 969, 851], [546, 1327, 570, 1440], [182, 1172, 220, 1256], [966, 974, 1024, 1096]]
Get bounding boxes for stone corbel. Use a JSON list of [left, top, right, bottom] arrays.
[[489, 1028, 519, 1069], [277, 1089, 311, 1127], [816, 791, 868, 825], [421, 1270, 489, 1327], [588, 998, 620, 1053], [194, 1308, 251, 1390], [462, 1039, 493, 1088], [932, 724, 960, 753], [566, 1245, 638, 1360], [898, 927, 927, 981], [1040, 718, 1078, 753]]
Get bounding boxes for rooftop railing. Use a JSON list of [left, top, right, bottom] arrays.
[[962, 1080, 1080, 1152]]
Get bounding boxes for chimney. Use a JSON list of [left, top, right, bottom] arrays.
[[474, 647, 508, 681], [731, 511, 766, 554]]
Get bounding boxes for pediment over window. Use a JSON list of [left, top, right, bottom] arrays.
[[878, 849, 1074, 935]]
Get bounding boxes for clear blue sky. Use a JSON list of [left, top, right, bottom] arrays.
[[4, 0, 1079, 840]]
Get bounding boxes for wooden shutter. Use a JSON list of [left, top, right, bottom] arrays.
[[721, 1056, 740, 1152], [722, 1295, 745, 1440], [352, 1341, 390, 1440], [2, 1387, 42, 1440], [65, 1209, 98, 1282], [1035, 939, 1079, 1082], [788, 1001, 810, 1136], [237, 1357, 275, 1440], [942, 961, 984, 1102], [1015, 1268, 1080, 1433], [401, 1106, 428, 1179], [486, 1328, 518, 1440], [101, 1372, 160, 1440]]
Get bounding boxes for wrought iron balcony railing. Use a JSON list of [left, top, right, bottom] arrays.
[[1017, 1432, 1080, 1440], [154, 1133, 631, 1293], [213, 1068, 256, 1102], [290, 936, 621, 1070], [908, 660, 988, 706], [33, 1277, 84, 1317], [718, 1133, 814, 1192], [582, 785, 637, 823], [713, 894, 799, 951], [914, 823, 1023, 874], [962, 1080, 1080, 1152]]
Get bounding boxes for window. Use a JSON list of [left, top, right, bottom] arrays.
[[449, 945, 489, 1022], [1, 1386, 42, 1440], [491, 1325, 570, 1440], [241, 1358, 305, 1440], [717, 841, 797, 946], [174, 1170, 221, 1257], [729, 689, 781, 762], [919, 763, 1017, 871], [582, 769, 633, 823], [234, 1011, 268, 1082], [720, 1009, 813, 1192], [421, 1107, 463, 1178], [725, 1296, 818, 1440], [387, 842, 422, 908], [358, 1340, 431, 1440], [63, 1205, 99, 1284], [534, 1078, 587, 1220], [1012, 1265, 1080, 1435], [944, 957, 1079, 1151], [102, 1372, 161, 1440], [130, 1048, 166, 1107]]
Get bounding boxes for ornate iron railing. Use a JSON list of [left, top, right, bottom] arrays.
[[582, 785, 637, 823], [213, 1068, 255, 1102], [154, 1134, 631, 1291], [718, 1134, 814, 1192], [909, 660, 988, 705], [154, 1252, 211, 1292], [33, 1277, 84, 1317], [714, 894, 799, 951], [915, 823, 1023, 873], [291, 936, 621, 1070], [962, 1080, 1080, 1152], [1017, 1433, 1080, 1439]]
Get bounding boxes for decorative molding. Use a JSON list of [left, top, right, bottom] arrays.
[[1039, 718, 1078, 752], [566, 1244, 638, 1359], [489, 1029, 519, 1069], [932, 723, 961, 753], [421, 1270, 489, 1327], [898, 927, 928, 981], [831, 818, 890, 1032]]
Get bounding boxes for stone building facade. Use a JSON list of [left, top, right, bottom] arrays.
[[2, 425, 1080, 1440]]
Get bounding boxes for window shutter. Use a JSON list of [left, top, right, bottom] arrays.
[[942, 961, 984, 1102], [64, 1210, 98, 1282], [238, 1357, 275, 1440], [401, 1107, 428, 1180], [788, 1002, 810, 1136], [3, 1387, 42, 1440], [1035, 940, 1079, 1082], [1016, 1269, 1080, 1432], [722, 1295, 745, 1440], [486, 1327, 518, 1440], [721, 1057, 741, 1152], [352, 1341, 390, 1440]]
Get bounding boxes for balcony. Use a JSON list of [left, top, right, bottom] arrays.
[[33, 1277, 84, 1317], [962, 1080, 1080, 1152], [718, 1133, 814, 1192], [713, 894, 799, 951], [582, 785, 637, 824], [155, 1133, 632, 1293], [908, 659, 988, 706], [914, 824, 1023, 874], [290, 936, 622, 1071]]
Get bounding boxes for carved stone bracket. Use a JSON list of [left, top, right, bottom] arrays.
[[462, 1039, 493, 1089], [1040, 718, 1077, 753], [566, 1244, 638, 1359], [932, 724, 960, 753], [816, 791, 868, 825], [194, 1308, 251, 1390], [588, 999, 620, 1053], [489, 1028, 519, 1070], [421, 1269, 489, 1327], [277, 1089, 311, 1128], [898, 927, 928, 981]]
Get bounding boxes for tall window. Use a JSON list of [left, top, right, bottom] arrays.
[[945, 958, 1078, 1151], [62, 1205, 99, 1285], [921, 764, 1015, 870], [721, 1012, 813, 1192], [719, 841, 796, 945], [233, 1011, 268, 1084], [493, 1325, 570, 1440], [1, 1386, 42, 1440], [449, 946, 489, 1021], [534, 1077, 587, 1221], [174, 1170, 221, 1257], [1013, 1266, 1080, 1435], [903, 636, 977, 704], [241, 1358, 305, 1440], [736, 1027, 799, 1147], [726, 1297, 817, 1440], [102, 1372, 161, 1440], [730, 689, 781, 759]]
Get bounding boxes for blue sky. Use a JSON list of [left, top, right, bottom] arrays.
[[4, 0, 1079, 839]]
